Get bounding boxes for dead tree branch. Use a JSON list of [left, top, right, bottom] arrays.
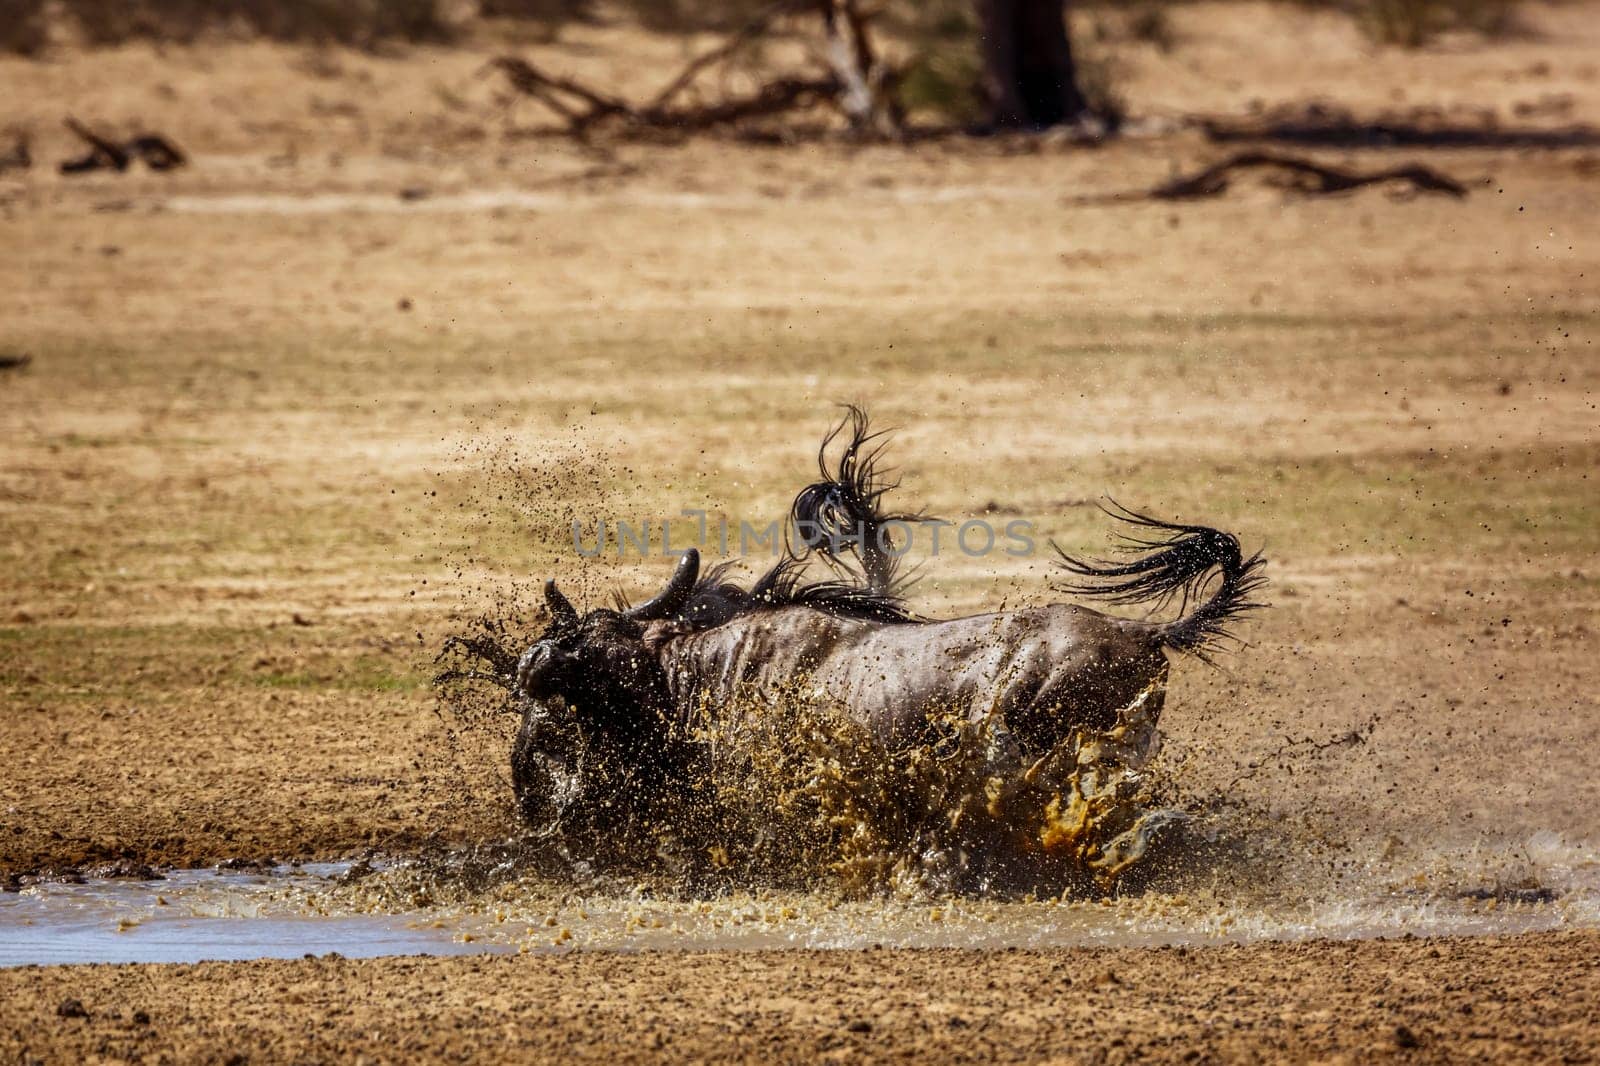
[[662, 75, 844, 130], [490, 58, 633, 134], [493, 55, 841, 136], [62, 118, 130, 173], [492, 1, 905, 139], [61, 118, 187, 174], [1149, 151, 1468, 200], [648, 0, 812, 112]]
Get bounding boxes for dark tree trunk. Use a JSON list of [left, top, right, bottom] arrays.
[[977, 0, 1088, 130]]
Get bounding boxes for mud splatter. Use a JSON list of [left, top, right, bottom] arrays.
[[429, 637, 1184, 898]]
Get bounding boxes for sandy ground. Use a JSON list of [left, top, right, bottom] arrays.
[[2, 2, 1600, 1060], [3, 932, 1598, 1064]]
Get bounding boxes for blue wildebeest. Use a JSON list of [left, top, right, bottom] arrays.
[[439, 409, 1265, 843]]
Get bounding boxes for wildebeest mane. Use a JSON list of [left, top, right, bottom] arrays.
[[747, 556, 917, 623], [611, 406, 924, 630], [789, 404, 924, 596], [641, 556, 916, 629]]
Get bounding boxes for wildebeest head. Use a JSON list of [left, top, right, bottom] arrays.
[[510, 550, 702, 834], [515, 548, 700, 721]]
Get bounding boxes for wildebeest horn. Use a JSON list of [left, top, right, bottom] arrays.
[[625, 548, 699, 621], [544, 580, 578, 626]]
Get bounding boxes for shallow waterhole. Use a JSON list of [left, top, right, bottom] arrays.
[[5, 840, 1598, 968]]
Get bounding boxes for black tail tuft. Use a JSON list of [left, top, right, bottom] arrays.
[[789, 404, 924, 595], [1054, 500, 1268, 659]]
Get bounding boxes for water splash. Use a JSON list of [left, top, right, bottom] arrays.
[[693, 680, 1180, 896], [438, 660, 1183, 900]]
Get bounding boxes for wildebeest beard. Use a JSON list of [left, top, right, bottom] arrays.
[[435, 405, 1265, 891]]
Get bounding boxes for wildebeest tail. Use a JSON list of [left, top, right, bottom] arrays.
[[789, 404, 922, 594], [1054, 501, 1267, 659]]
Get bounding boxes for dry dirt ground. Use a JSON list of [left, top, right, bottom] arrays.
[[2, 933, 1598, 1064], [2, 2, 1599, 1061]]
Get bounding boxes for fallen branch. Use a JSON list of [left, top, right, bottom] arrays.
[[1149, 150, 1467, 200], [493, 55, 841, 137], [658, 75, 843, 130], [124, 134, 188, 172], [61, 118, 187, 175], [61, 118, 129, 173], [490, 58, 632, 133], [490, 1, 893, 138]]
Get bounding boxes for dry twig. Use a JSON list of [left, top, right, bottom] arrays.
[[1149, 150, 1467, 200]]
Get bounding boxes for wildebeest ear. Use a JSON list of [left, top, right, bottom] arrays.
[[642, 619, 691, 655], [625, 549, 700, 621], [544, 580, 578, 626]]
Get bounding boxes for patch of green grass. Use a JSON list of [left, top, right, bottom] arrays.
[[943, 441, 1600, 567], [0, 624, 425, 698]]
